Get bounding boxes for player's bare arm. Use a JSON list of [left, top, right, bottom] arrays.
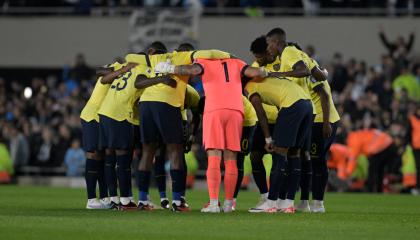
[[268, 61, 310, 79], [313, 83, 332, 138], [174, 64, 204, 76], [243, 66, 268, 79], [134, 74, 177, 89], [96, 67, 113, 78], [100, 63, 137, 84], [249, 93, 273, 152]]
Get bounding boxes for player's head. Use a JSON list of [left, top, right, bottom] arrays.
[[266, 28, 286, 56], [250, 36, 274, 66], [176, 42, 195, 52], [147, 41, 167, 55]]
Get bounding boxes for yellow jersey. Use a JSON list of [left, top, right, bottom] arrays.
[[182, 84, 201, 121], [251, 58, 281, 124], [245, 77, 310, 110], [97, 64, 148, 125], [309, 80, 340, 123], [243, 96, 257, 127], [80, 62, 123, 122], [280, 45, 317, 114]]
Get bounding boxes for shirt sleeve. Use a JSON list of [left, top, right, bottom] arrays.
[[282, 47, 304, 70]]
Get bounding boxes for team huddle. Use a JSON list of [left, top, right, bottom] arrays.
[[80, 27, 340, 213]]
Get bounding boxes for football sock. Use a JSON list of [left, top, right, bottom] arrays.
[[116, 154, 132, 198], [300, 158, 312, 201], [233, 153, 245, 198], [251, 153, 268, 194], [207, 155, 222, 201], [154, 154, 167, 199], [312, 157, 329, 201], [170, 169, 184, 205], [104, 154, 118, 197], [224, 159, 238, 201], [286, 156, 301, 201], [85, 158, 98, 199], [137, 170, 151, 202], [97, 160, 108, 199], [268, 153, 287, 201]]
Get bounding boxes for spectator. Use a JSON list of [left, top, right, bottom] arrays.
[[71, 53, 93, 83], [64, 139, 86, 177], [53, 125, 73, 167], [34, 127, 54, 166], [392, 64, 420, 102], [5, 124, 29, 174], [407, 104, 420, 194], [330, 52, 349, 93], [378, 26, 415, 58]]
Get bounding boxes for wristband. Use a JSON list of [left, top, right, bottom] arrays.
[[168, 65, 175, 74], [265, 137, 273, 144], [259, 67, 268, 77]]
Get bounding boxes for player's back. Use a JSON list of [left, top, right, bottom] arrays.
[[196, 58, 245, 114]]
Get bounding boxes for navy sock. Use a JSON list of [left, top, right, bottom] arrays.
[[97, 160, 108, 199], [300, 159, 312, 200], [116, 154, 132, 198], [312, 157, 329, 201], [85, 159, 98, 199], [286, 156, 301, 200], [268, 153, 287, 201], [277, 168, 289, 200], [104, 154, 117, 197], [154, 154, 167, 198], [170, 169, 184, 201], [234, 153, 245, 198], [137, 170, 151, 201], [251, 152, 268, 194]]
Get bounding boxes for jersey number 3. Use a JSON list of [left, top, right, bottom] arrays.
[[111, 71, 131, 91]]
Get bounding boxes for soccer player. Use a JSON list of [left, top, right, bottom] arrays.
[[134, 45, 232, 212], [98, 53, 176, 211], [80, 63, 121, 209], [232, 96, 257, 210], [152, 43, 200, 210], [154, 57, 269, 213], [266, 28, 328, 211], [245, 76, 313, 213], [248, 36, 282, 212]]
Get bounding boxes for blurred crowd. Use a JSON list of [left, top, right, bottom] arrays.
[[0, 29, 419, 193], [2, 0, 420, 14]]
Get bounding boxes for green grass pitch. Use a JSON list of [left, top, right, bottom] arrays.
[[0, 185, 419, 240]]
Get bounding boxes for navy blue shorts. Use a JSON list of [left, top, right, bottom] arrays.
[[251, 123, 275, 153], [310, 121, 339, 160], [240, 125, 256, 154], [81, 119, 100, 152], [99, 114, 134, 150], [139, 101, 183, 144], [133, 125, 142, 150], [273, 99, 313, 148]]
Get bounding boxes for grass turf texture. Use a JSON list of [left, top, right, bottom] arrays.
[[0, 185, 419, 240]]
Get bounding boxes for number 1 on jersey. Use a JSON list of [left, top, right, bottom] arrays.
[[222, 62, 229, 82]]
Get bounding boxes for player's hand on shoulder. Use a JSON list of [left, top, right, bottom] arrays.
[[155, 60, 175, 74]]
